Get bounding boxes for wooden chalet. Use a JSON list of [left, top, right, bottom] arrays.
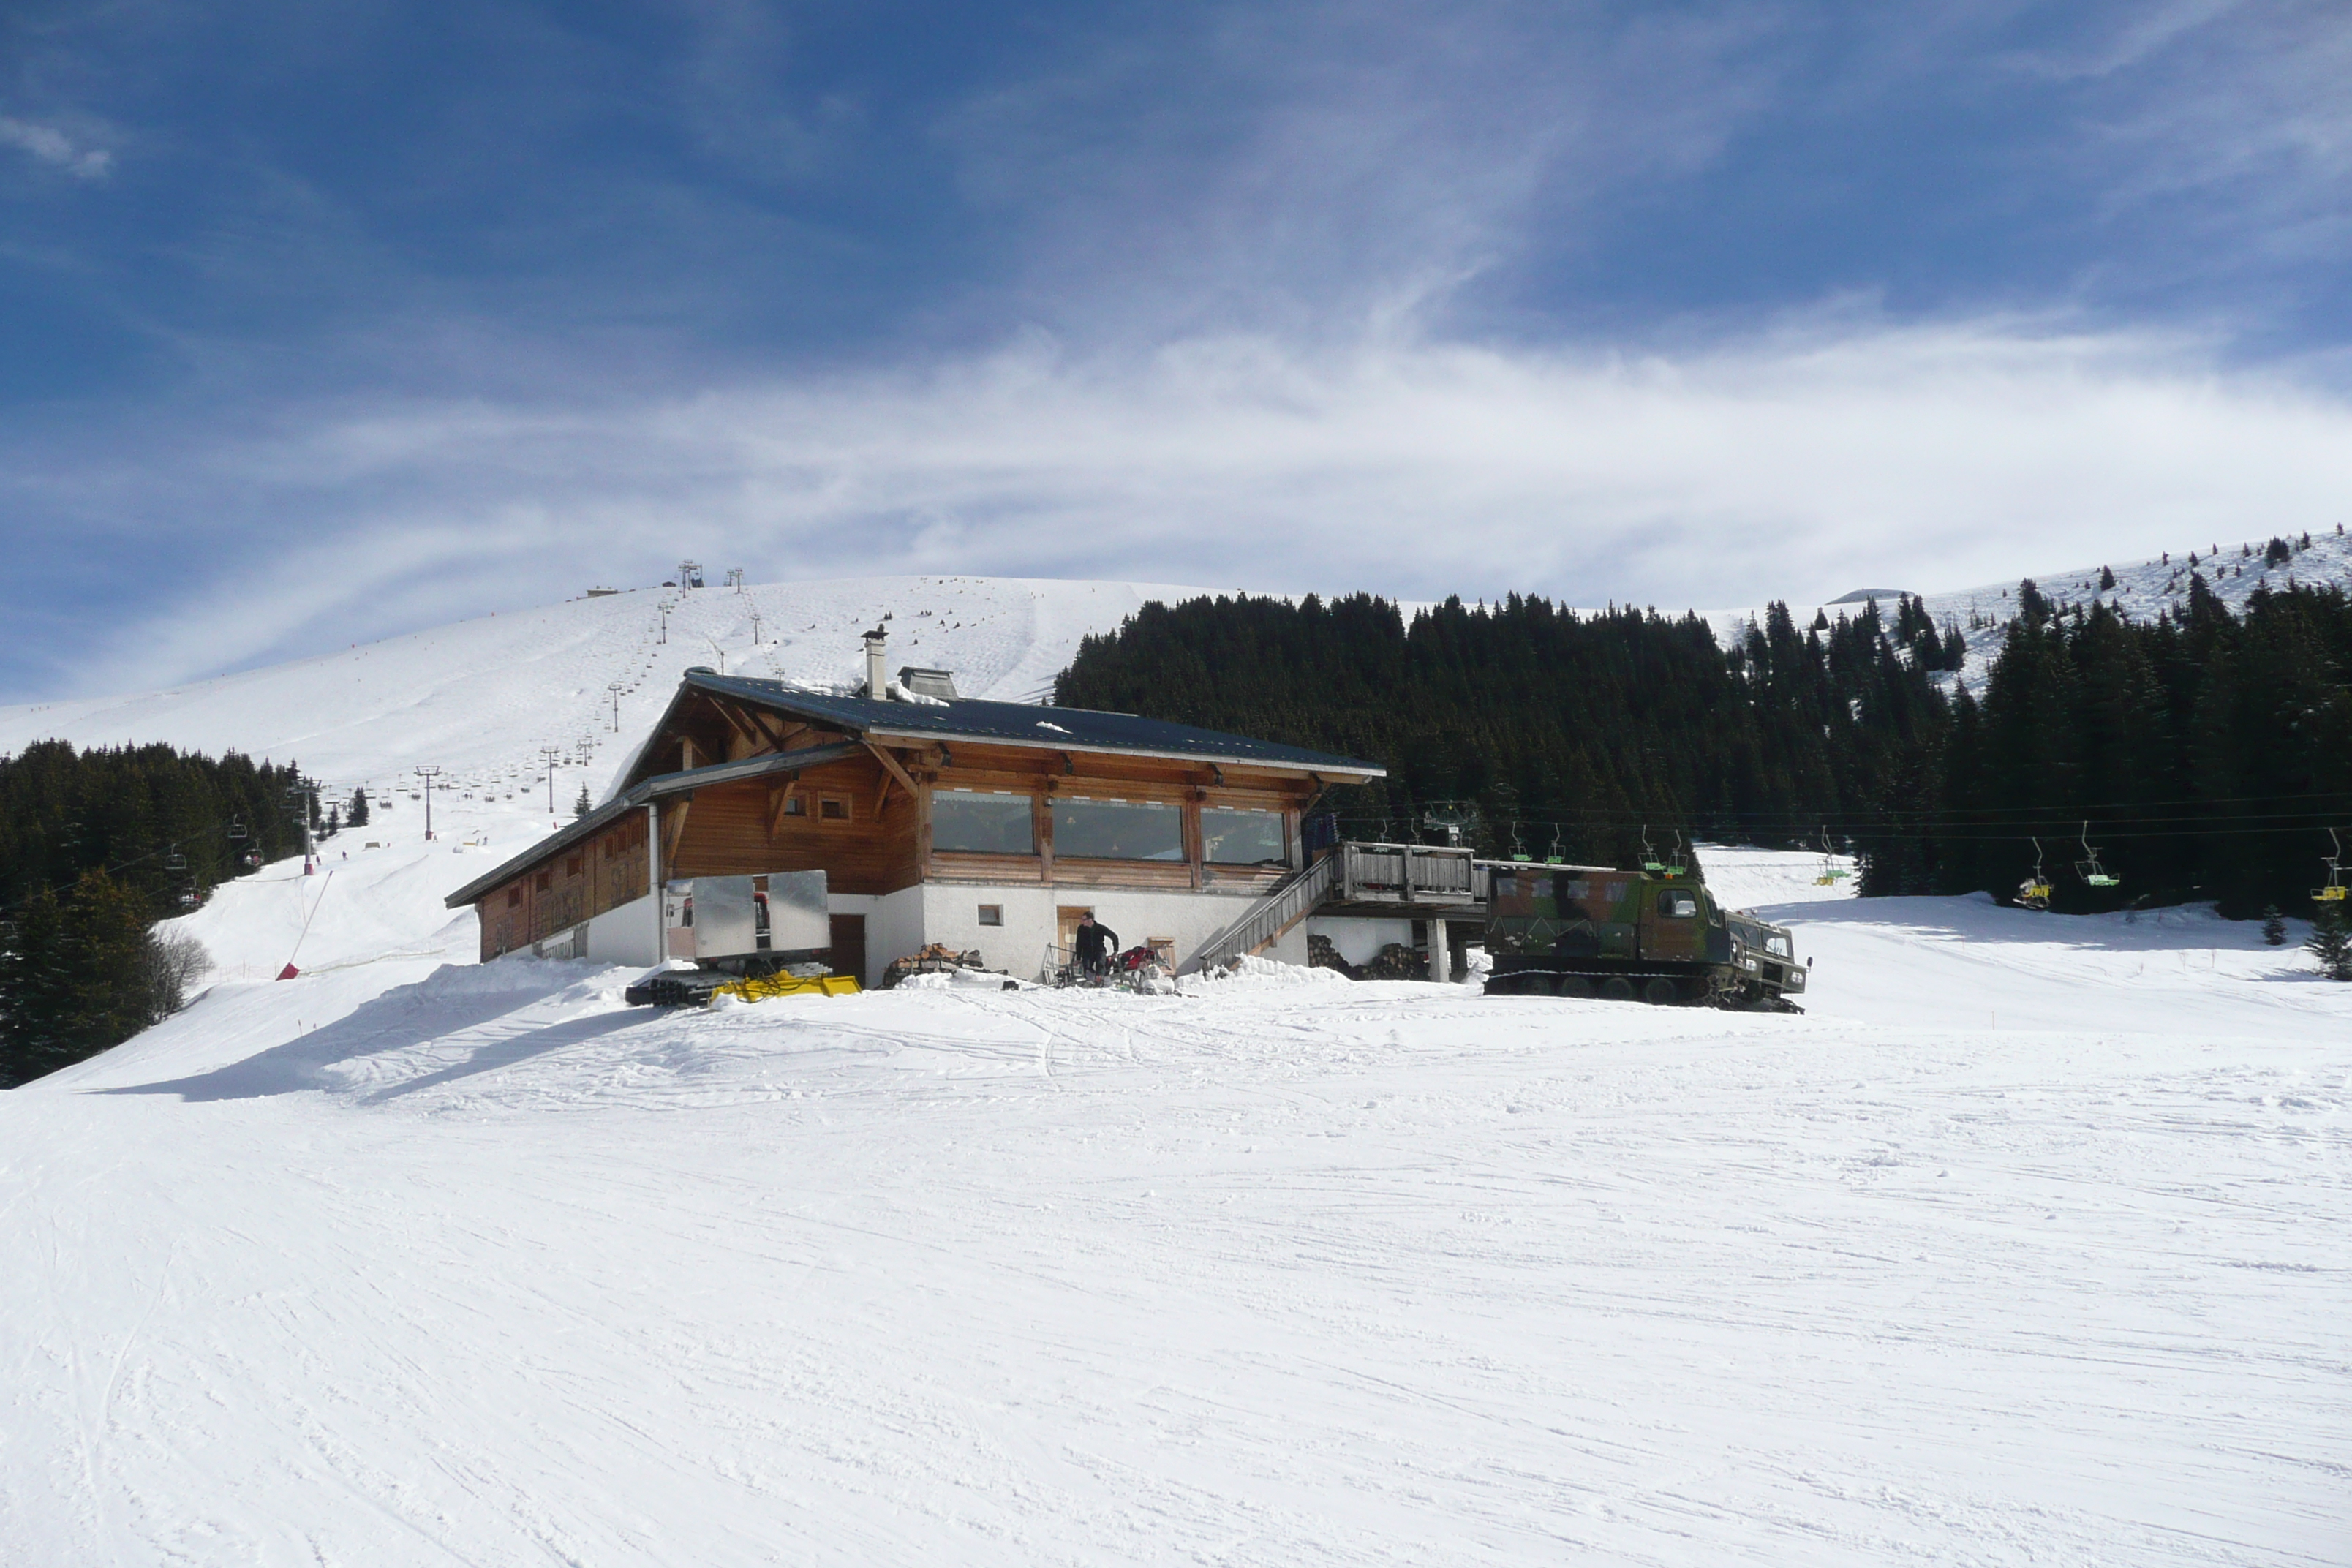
[[446, 652, 1385, 984]]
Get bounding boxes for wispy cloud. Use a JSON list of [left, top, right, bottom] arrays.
[[39, 312, 2352, 698], [0, 116, 112, 178]]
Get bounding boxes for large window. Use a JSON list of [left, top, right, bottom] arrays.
[[1053, 798, 1183, 861], [932, 790, 1036, 854], [1202, 807, 1286, 865]]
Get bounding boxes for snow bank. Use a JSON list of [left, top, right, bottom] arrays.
[[1179, 952, 1352, 993]]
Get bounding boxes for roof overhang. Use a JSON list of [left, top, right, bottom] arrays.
[[861, 725, 1384, 780], [444, 741, 861, 908]]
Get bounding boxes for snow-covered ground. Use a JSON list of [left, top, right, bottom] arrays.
[[4, 843, 2345, 1566], [4, 577, 2349, 1564]]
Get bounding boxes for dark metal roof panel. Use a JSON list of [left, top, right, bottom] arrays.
[[678, 670, 1384, 775]]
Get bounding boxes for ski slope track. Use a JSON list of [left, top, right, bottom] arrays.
[[2, 573, 2349, 1565]]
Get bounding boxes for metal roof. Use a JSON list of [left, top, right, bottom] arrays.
[[669, 669, 1385, 777], [443, 741, 860, 908]]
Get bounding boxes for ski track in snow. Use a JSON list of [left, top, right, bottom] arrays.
[[1, 571, 2349, 1564], [0, 844, 2344, 1566]]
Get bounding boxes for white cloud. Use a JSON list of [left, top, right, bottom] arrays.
[[0, 117, 113, 178], [52, 313, 2352, 696]]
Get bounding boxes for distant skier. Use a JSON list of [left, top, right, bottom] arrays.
[[1073, 911, 1119, 980]]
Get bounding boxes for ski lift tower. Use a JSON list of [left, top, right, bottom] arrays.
[[415, 766, 442, 841], [657, 599, 671, 644], [678, 560, 704, 590], [285, 774, 319, 875], [608, 681, 627, 730], [540, 746, 563, 820], [725, 567, 745, 592]]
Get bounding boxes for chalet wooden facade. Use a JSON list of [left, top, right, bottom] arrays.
[[446, 663, 1384, 984]]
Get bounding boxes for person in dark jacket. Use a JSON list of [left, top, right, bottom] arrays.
[[1073, 911, 1120, 979]]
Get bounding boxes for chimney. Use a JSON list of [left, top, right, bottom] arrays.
[[862, 626, 889, 699]]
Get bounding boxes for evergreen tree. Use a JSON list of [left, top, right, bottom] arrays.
[[2261, 905, 2286, 946], [2307, 901, 2352, 981], [574, 783, 594, 818], [0, 870, 174, 1086], [348, 787, 370, 828], [2098, 565, 2116, 591]]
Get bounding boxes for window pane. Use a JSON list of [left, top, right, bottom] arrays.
[[1202, 807, 1286, 864], [1054, 799, 1183, 861], [932, 791, 1035, 854]]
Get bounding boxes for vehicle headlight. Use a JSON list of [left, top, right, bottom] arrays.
[[1741, 956, 1760, 971]]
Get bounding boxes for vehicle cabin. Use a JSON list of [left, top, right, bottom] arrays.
[[446, 653, 1384, 984]]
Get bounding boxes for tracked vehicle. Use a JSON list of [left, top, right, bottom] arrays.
[[1480, 863, 1807, 1010]]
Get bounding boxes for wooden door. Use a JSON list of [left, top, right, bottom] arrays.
[[829, 914, 867, 984], [1056, 905, 1094, 964]]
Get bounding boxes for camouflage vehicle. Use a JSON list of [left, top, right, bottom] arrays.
[[1480, 863, 1807, 1009]]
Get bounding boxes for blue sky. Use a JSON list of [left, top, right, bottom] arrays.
[[4, 1, 2351, 698]]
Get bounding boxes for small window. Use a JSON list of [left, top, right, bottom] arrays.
[[781, 795, 806, 817], [977, 904, 1003, 927], [536, 870, 552, 892], [507, 887, 522, 908], [1658, 890, 1697, 919], [818, 795, 851, 822], [565, 855, 581, 876]]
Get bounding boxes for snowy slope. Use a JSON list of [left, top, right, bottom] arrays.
[[2, 559, 2348, 1563], [0, 574, 1221, 810], [1688, 526, 2352, 686], [2, 845, 2345, 1566]]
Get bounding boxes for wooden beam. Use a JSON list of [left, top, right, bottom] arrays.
[[864, 741, 921, 805], [661, 796, 693, 870], [712, 701, 766, 755], [766, 779, 800, 840]]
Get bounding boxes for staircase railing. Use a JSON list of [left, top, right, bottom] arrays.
[[1177, 853, 1339, 975]]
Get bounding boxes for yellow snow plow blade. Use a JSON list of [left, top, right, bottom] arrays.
[[714, 973, 862, 1003]]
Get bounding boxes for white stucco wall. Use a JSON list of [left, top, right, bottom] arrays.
[[918, 883, 1295, 981], [827, 885, 927, 987], [596, 877, 1313, 986]]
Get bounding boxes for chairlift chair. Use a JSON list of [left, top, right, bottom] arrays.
[[1639, 827, 1665, 875], [2074, 821, 2120, 889], [164, 843, 186, 872], [1543, 825, 1566, 866], [2315, 828, 2346, 903], [1508, 823, 1532, 863], [227, 815, 247, 841], [2017, 837, 2053, 910]]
